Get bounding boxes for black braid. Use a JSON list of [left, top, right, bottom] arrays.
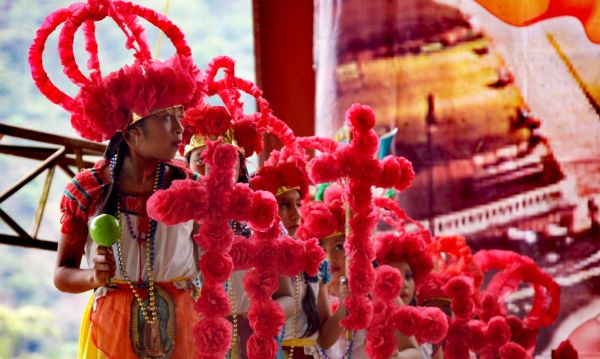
[[99, 132, 127, 216], [301, 275, 321, 338]]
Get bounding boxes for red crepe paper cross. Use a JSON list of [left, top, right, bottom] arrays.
[[306, 103, 415, 331], [148, 139, 281, 358], [149, 149, 325, 359]]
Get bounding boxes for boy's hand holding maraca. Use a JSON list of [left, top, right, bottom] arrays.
[[89, 214, 120, 287]]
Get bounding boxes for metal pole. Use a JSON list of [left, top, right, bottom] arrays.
[[426, 94, 436, 235]]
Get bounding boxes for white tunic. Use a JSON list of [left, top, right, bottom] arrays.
[[282, 277, 321, 341], [85, 215, 197, 283]]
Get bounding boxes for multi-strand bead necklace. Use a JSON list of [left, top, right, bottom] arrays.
[[113, 159, 166, 326]]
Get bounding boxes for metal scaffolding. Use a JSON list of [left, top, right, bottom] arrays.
[[0, 123, 106, 251]]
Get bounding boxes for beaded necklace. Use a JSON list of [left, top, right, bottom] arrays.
[[318, 334, 354, 359], [225, 276, 239, 356], [114, 160, 166, 326], [287, 273, 303, 359]]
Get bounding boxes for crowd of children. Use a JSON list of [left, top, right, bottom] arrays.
[[29, 1, 561, 358]]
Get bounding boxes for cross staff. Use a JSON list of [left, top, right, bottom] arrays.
[[306, 103, 414, 331]]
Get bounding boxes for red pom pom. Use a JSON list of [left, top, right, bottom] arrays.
[[147, 179, 208, 224], [418, 272, 450, 304], [347, 180, 372, 210], [200, 251, 233, 283], [348, 258, 376, 295], [204, 142, 238, 169], [248, 299, 285, 337], [371, 299, 395, 327], [341, 294, 374, 330], [416, 307, 449, 344], [248, 191, 278, 231], [346, 103, 376, 132], [365, 326, 398, 359], [444, 341, 470, 359], [253, 239, 279, 272], [376, 156, 415, 191], [247, 334, 278, 359], [552, 339, 578, 359], [204, 106, 232, 136], [452, 297, 476, 320], [298, 201, 338, 240], [233, 118, 263, 157], [244, 269, 279, 300], [193, 317, 232, 357], [230, 236, 255, 270], [195, 224, 234, 253], [443, 276, 475, 299], [480, 292, 500, 322], [466, 320, 488, 352], [250, 166, 280, 195], [446, 320, 470, 343], [500, 342, 528, 359], [195, 284, 231, 317], [300, 238, 325, 276], [183, 104, 209, 134], [277, 236, 306, 276], [505, 315, 524, 339], [477, 347, 496, 359], [184, 105, 232, 137], [352, 132, 379, 161], [486, 316, 511, 348], [229, 184, 254, 221], [393, 306, 422, 337], [307, 153, 343, 183], [351, 157, 382, 186], [373, 265, 403, 302], [323, 182, 343, 204]]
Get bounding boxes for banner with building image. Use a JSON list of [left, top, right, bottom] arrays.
[[314, 0, 600, 355]]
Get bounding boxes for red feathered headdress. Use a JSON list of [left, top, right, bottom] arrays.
[[296, 183, 346, 240], [250, 148, 311, 200], [417, 271, 452, 305], [430, 235, 484, 288], [374, 231, 434, 288], [29, 0, 206, 142], [180, 55, 298, 158]]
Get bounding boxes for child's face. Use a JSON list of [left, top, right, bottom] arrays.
[[318, 234, 346, 297], [189, 146, 207, 175], [128, 107, 184, 161], [389, 261, 416, 305], [276, 190, 301, 237]]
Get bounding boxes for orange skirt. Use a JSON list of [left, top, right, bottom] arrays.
[[79, 282, 201, 359]]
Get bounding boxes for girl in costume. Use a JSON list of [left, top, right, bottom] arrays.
[[29, 1, 207, 357], [251, 151, 344, 359]]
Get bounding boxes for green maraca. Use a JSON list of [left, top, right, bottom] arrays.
[[89, 214, 120, 285]]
